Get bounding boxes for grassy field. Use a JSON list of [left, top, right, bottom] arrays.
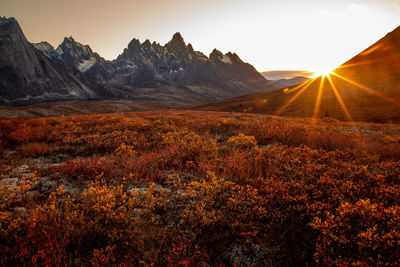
[[1, 110, 400, 266]]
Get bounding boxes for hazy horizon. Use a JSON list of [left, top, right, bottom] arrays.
[[1, 0, 400, 73]]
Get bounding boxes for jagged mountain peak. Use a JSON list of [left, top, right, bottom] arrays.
[[63, 36, 76, 43], [123, 38, 143, 56], [171, 32, 184, 43], [166, 32, 187, 53], [54, 37, 98, 70], [34, 41, 55, 50], [0, 16, 17, 24], [209, 49, 245, 65], [33, 41, 65, 63], [225, 52, 242, 64], [187, 43, 195, 53], [0, 16, 27, 42], [142, 39, 152, 49], [0, 17, 96, 104], [128, 38, 140, 48], [59, 36, 92, 51], [59, 36, 93, 51], [0, 17, 20, 29], [209, 49, 224, 61]]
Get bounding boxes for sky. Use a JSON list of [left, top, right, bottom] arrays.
[[1, 0, 400, 72]]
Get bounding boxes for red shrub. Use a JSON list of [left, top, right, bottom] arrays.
[[20, 143, 55, 157], [8, 126, 48, 144], [53, 157, 115, 179]]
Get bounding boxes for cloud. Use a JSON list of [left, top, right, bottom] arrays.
[[372, 0, 400, 14]]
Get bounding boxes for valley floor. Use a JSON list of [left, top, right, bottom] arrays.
[[1, 111, 400, 266], [0, 100, 171, 118]]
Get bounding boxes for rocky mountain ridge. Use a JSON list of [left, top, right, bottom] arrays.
[[1, 17, 272, 106], [0, 17, 96, 104]]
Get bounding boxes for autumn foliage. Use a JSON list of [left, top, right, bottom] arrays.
[[0, 111, 400, 266]]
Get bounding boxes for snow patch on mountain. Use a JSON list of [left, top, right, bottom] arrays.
[[78, 57, 97, 72], [221, 54, 233, 64]]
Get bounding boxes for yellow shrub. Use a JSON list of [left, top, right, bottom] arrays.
[[227, 133, 257, 149]]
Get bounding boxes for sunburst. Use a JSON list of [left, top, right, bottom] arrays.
[[311, 67, 335, 78], [276, 66, 400, 122]]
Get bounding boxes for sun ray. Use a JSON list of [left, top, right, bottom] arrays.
[[276, 78, 316, 115], [284, 78, 314, 94], [312, 75, 325, 122], [330, 72, 400, 105], [326, 74, 353, 121]]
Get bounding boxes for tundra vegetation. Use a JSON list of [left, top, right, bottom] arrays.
[[1, 111, 400, 266]]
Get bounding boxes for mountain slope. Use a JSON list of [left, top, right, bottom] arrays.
[[0, 17, 96, 105], [197, 25, 400, 123]]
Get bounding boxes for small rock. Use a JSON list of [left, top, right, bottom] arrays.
[[0, 177, 19, 191], [13, 207, 27, 218], [11, 165, 31, 177]]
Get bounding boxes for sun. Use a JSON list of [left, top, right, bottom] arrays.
[[311, 67, 335, 78]]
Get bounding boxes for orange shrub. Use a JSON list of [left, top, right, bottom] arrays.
[[161, 129, 217, 169], [311, 200, 400, 266]]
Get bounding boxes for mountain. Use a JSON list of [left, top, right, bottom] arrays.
[[32, 42, 63, 64], [267, 76, 310, 90], [1, 17, 273, 106], [260, 70, 311, 92], [197, 25, 400, 123], [56, 32, 270, 102], [261, 70, 315, 80], [0, 17, 96, 105]]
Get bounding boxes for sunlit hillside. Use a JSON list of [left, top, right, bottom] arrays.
[[1, 111, 400, 266], [197, 26, 400, 123]]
